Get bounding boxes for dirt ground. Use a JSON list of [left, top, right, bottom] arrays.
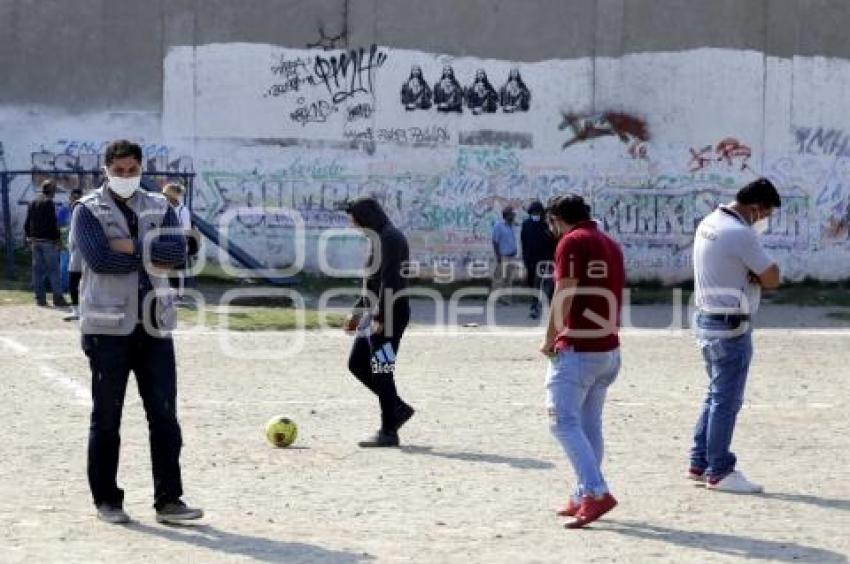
[[0, 302, 848, 563]]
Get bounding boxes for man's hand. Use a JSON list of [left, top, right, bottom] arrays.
[[109, 238, 135, 255], [371, 320, 384, 335], [343, 314, 360, 334], [539, 340, 555, 358]]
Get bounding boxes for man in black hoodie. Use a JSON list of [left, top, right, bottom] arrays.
[[343, 197, 415, 447], [521, 201, 556, 319]]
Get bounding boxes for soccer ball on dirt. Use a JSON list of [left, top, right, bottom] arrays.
[[264, 416, 298, 448]]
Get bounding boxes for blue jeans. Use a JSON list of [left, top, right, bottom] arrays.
[[546, 348, 621, 499], [31, 241, 62, 304], [690, 315, 753, 479]]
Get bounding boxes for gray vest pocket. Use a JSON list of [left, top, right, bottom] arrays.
[[85, 299, 128, 328]]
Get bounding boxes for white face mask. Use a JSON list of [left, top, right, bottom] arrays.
[[107, 174, 141, 199], [531, 214, 541, 222], [752, 218, 770, 235]]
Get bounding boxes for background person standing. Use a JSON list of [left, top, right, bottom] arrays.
[[64, 188, 84, 321], [491, 206, 519, 305], [24, 179, 67, 308], [521, 200, 556, 319]]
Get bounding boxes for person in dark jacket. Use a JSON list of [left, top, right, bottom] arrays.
[[343, 197, 415, 447], [24, 179, 67, 307], [521, 200, 556, 319]]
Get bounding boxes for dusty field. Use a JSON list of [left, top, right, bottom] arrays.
[[0, 302, 848, 563]]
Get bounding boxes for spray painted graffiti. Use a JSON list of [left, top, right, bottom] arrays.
[[24, 143, 193, 200], [794, 126, 850, 158], [689, 138, 752, 172], [313, 44, 387, 104], [458, 130, 533, 149], [265, 45, 388, 130], [305, 26, 346, 51], [559, 112, 650, 158]]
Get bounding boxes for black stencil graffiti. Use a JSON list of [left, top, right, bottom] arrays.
[[400, 65, 531, 115], [466, 69, 498, 114], [433, 66, 464, 113], [313, 44, 388, 104], [401, 65, 432, 110], [499, 68, 531, 112]]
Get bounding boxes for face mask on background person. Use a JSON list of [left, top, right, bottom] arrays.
[[531, 214, 541, 222], [105, 170, 141, 199]]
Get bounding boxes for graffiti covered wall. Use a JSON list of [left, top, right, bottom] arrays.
[[3, 43, 850, 282]]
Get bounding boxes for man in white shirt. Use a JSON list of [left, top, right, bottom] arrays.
[[689, 178, 782, 494]]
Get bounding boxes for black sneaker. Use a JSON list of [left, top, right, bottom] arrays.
[[393, 402, 415, 432], [53, 298, 69, 308], [155, 500, 204, 524], [358, 430, 400, 448], [96, 504, 131, 524]]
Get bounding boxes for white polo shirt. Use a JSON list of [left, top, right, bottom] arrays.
[[693, 206, 774, 314]]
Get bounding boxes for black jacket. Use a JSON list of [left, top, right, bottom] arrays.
[[348, 198, 410, 323], [520, 216, 555, 267], [24, 195, 60, 242]]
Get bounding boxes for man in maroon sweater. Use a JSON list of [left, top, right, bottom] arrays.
[[539, 194, 625, 529]]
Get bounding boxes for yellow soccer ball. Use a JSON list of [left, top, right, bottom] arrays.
[[265, 416, 298, 448]]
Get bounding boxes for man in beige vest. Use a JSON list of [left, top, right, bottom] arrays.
[[72, 139, 202, 524]]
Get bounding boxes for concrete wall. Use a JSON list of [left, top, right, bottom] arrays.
[[3, 0, 850, 281]]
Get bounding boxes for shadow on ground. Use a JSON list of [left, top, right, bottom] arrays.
[[596, 520, 848, 563], [401, 445, 554, 470], [126, 522, 372, 563]]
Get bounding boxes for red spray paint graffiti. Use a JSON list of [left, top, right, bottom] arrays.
[[689, 138, 752, 172], [559, 112, 650, 158]]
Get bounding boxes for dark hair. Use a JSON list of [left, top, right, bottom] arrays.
[[40, 179, 57, 194], [527, 200, 544, 215], [546, 194, 591, 224], [341, 197, 390, 231], [502, 206, 515, 219], [70, 188, 83, 197], [736, 178, 781, 208], [104, 139, 143, 166]]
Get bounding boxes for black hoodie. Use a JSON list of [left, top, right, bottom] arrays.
[[345, 197, 410, 323]]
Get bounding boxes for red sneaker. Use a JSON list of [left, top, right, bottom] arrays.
[[565, 493, 618, 529], [688, 467, 707, 484], [556, 498, 581, 517]]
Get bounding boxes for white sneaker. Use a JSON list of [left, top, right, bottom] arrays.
[[706, 470, 763, 493]]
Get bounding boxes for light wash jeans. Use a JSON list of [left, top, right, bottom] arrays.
[[690, 315, 753, 479], [546, 348, 621, 499]]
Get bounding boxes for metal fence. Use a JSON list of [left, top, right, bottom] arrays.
[[0, 170, 195, 279]]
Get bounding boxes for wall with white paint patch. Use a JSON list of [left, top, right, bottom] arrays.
[[3, 1, 850, 282]]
